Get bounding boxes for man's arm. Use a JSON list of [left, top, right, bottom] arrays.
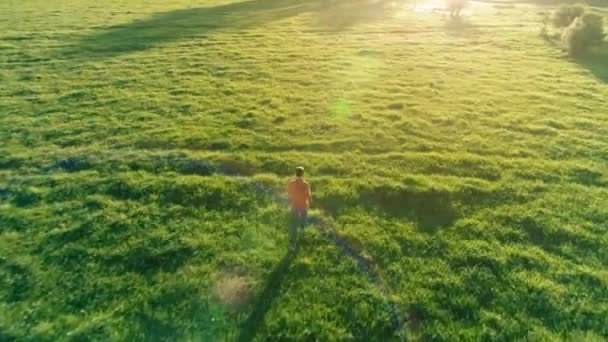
[[306, 183, 312, 206], [287, 182, 293, 203]]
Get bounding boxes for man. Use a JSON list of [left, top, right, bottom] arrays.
[[287, 166, 311, 252], [447, 0, 466, 17]]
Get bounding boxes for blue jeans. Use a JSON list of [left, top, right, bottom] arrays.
[[289, 208, 308, 247]]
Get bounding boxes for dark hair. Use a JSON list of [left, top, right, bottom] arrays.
[[295, 166, 304, 177]]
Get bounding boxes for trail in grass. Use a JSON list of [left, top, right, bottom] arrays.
[[313, 216, 406, 342], [240, 182, 406, 340]]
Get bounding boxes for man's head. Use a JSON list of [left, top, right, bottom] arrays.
[[295, 166, 304, 177]]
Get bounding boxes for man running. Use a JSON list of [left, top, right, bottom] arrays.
[[287, 166, 311, 252]]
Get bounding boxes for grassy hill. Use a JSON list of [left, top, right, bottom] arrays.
[[1, 0, 608, 340]]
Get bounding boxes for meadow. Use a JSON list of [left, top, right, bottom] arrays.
[[1, 0, 608, 340]]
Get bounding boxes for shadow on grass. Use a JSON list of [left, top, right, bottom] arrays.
[[541, 36, 608, 84], [473, 0, 607, 6], [445, 15, 468, 30], [444, 16, 480, 38], [63, 0, 394, 59], [574, 43, 608, 83], [237, 251, 295, 342], [0, 261, 31, 303], [571, 167, 608, 186], [101, 244, 195, 275], [364, 187, 456, 232], [511, 216, 604, 265], [318, 186, 457, 233]]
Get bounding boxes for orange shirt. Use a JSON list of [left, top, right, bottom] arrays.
[[287, 178, 311, 209]]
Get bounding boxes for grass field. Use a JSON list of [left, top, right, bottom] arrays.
[[1, 0, 608, 340]]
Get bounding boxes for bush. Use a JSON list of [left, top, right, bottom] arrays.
[[552, 5, 585, 28], [562, 13, 605, 56]]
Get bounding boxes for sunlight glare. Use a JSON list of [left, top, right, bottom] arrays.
[[413, 0, 444, 13]]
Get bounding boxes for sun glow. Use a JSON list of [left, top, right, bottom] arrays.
[[413, 0, 444, 13]]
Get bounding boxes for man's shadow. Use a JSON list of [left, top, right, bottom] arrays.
[[237, 250, 296, 342]]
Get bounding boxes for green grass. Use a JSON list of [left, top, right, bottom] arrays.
[[1, 0, 608, 340]]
